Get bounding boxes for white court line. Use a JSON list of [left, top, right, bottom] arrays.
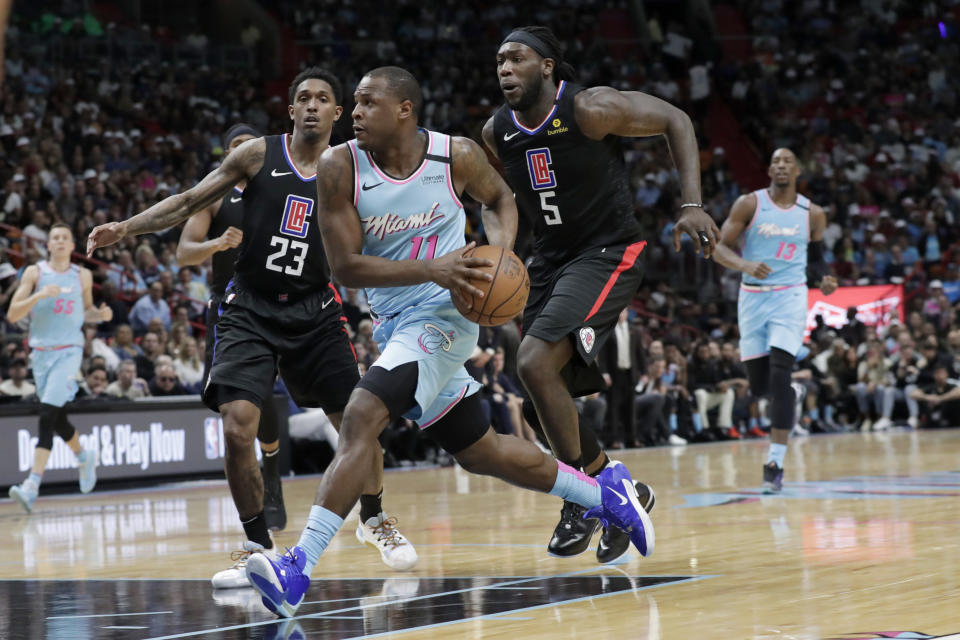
[[49, 610, 173, 620], [103, 627, 149, 630]]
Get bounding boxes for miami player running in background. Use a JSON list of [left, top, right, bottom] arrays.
[[712, 148, 837, 493], [7, 223, 110, 512]]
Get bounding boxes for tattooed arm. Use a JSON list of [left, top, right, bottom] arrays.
[[316, 144, 493, 301], [451, 136, 517, 250], [87, 138, 265, 255]]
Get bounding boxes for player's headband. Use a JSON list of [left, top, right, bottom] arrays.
[[224, 123, 261, 147], [500, 30, 560, 62]]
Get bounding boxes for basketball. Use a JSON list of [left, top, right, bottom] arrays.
[[452, 245, 530, 327]]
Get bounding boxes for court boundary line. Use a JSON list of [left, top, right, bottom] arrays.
[[140, 570, 714, 639]]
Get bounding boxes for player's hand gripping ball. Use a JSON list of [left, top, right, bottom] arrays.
[[452, 245, 530, 327]]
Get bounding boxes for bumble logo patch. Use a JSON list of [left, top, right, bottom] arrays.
[[547, 118, 568, 136]]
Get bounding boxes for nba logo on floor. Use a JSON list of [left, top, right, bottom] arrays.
[[525, 148, 556, 190], [279, 194, 314, 238], [204, 417, 222, 460]]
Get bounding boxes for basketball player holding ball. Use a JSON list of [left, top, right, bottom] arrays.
[[245, 66, 655, 618], [483, 26, 718, 562]]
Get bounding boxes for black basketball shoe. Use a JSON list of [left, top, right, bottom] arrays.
[[262, 465, 287, 531], [596, 481, 656, 563], [547, 500, 601, 557]]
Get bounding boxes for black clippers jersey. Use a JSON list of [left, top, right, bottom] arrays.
[[208, 186, 243, 297], [233, 134, 331, 302], [493, 81, 640, 263]]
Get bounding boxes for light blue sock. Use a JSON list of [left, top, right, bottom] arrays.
[[824, 405, 834, 422], [767, 443, 787, 467], [76, 450, 89, 463], [692, 413, 703, 432], [669, 413, 678, 432], [28, 472, 42, 486], [809, 407, 820, 421], [548, 461, 602, 509], [297, 505, 344, 575], [749, 417, 758, 429]]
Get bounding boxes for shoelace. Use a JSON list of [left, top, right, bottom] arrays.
[[370, 517, 406, 548], [229, 549, 251, 570]]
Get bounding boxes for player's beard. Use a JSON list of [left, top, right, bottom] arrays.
[[300, 126, 323, 143], [508, 75, 544, 112]]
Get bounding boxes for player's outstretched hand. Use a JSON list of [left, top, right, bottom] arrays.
[[429, 241, 494, 302], [217, 226, 243, 252], [86, 222, 127, 256], [674, 206, 720, 258], [746, 261, 772, 280], [820, 275, 838, 296]]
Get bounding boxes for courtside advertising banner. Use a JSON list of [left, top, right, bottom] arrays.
[[805, 284, 904, 340]]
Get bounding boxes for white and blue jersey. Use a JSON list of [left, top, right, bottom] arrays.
[[741, 189, 810, 287], [738, 189, 812, 360], [349, 129, 468, 317], [348, 130, 481, 427], [29, 261, 85, 406]]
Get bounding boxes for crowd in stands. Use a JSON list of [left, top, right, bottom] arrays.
[[1, 1, 960, 468]]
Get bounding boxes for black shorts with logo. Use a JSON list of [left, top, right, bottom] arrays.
[[522, 239, 646, 396], [202, 279, 359, 414]]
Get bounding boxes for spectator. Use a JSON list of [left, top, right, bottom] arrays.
[[600, 309, 644, 448], [106, 360, 150, 400], [839, 307, 866, 347], [77, 363, 110, 400], [149, 364, 188, 396], [856, 344, 890, 431], [689, 341, 735, 435], [130, 281, 171, 335], [95, 279, 128, 335], [634, 357, 668, 447], [876, 343, 922, 430], [0, 358, 34, 397], [108, 249, 147, 299], [911, 363, 960, 429], [112, 324, 142, 362], [173, 337, 203, 392], [135, 331, 163, 381]]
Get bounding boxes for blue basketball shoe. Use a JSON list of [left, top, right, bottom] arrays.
[[584, 461, 655, 557], [78, 448, 98, 494], [245, 546, 310, 618]]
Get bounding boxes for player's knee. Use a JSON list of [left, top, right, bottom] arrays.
[[338, 390, 390, 447], [517, 341, 555, 389], [454, 437, 498, 476], [36, 403, 58, 450], [220, 403, 260, 451]]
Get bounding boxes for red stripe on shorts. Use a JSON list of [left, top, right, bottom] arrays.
[[583, 241, 646, 322]]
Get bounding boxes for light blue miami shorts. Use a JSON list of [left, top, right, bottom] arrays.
[[737, 283, 808, 361], [31, 345, 83, 407], [371, 302, 482, 427]]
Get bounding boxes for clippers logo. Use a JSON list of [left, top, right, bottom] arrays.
[[525, 148, 556, 191], [418, 323, 455, 354], [579, 327, 596, 353], [279, 194, 314, 238]]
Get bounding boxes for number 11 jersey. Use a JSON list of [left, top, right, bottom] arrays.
[[492, 80, 641, 264], [233, 134, 331, 303]]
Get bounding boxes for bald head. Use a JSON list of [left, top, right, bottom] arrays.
[[364, 66, 423, 118]]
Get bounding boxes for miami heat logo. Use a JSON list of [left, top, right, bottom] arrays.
[[418, 323, 454, 354], [279, 194, 314, 238]]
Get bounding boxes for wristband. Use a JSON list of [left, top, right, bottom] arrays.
[[680, 203, 704, 210]]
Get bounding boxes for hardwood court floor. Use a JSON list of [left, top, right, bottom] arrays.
[[3, 429, 960, 639]]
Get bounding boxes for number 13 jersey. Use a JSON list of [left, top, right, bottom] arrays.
[[492, 80, 640, 264], [234, 134, 331, 302]]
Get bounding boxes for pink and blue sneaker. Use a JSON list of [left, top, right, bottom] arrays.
[[584, 461, 656, 557], [245, 546, 310, 618]]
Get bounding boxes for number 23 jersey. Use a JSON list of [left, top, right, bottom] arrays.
[[493, 80, 641, 264], [233, 134, 331, 302]]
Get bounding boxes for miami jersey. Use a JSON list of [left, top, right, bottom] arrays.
[[29, 261, 84, 349], [348, 129, 465, 317], [742, 189, 810, 286]]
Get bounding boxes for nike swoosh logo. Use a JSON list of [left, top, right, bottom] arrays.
[[271, 169, 293, 177], [503, 131, 521, 141], [230, 197, 242, 203], [362, 182, 383, 191], [321, 296, 335, 309], [607, 486, 629, 506]]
